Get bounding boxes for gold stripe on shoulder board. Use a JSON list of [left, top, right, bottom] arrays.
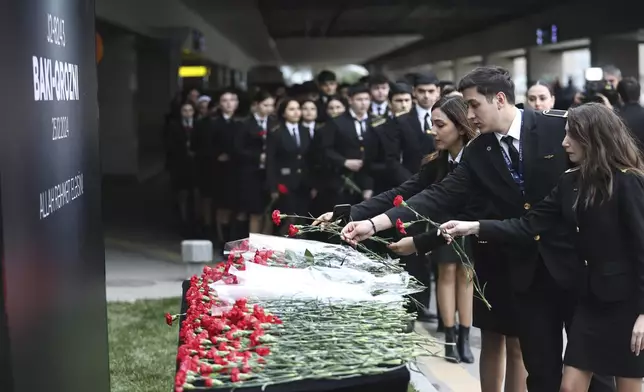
[[542, 109, 568, 118], [371, 118, 386, 127], [270, 124, 280, 132], [395, 110, 410, 117], [565, 166, 580, 174]]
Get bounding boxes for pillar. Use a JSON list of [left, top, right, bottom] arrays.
[[485, 55, 514, 75], [454, 59, 480, 83], [434, 66, 454, 83], [97, 31, 139, 178], [590, 35, 639, 79], [527, 47, 563, 84]]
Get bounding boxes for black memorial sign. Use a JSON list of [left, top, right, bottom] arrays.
[[0, 1, 110, 392]]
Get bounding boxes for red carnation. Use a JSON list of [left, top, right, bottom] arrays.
[[272, 210, 282, 225], [277, 183, 289, 194], [258, 130, 267, 137], [393, 195, 404, 207], [396, 218, 407, 235], [165, 312, 174, 326], [288, 224, 299, 237]]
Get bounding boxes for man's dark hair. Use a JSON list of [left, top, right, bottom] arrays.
[[458, 66, 516, 104], [368, 74, 390, 88], [317, 70, 336, 84], [617, 77, 640, 104], [347, 83, 370, 97], [388, 82, 413, 100]]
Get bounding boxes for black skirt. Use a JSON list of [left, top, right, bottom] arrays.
[[236, 168, 269, 215], [471, 241, 520, 337], [431, 236, 473, 264], [565, 298, 644, 377], [209, 161, 237, 209]]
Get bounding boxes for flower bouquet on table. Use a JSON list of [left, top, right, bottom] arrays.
[[165, 256, 440, 391]]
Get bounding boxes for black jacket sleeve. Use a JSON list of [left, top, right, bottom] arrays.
[[478, 178, 563, 244], [618, 171, 644, 314]]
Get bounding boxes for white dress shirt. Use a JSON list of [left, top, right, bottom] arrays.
[[448, 148, 464, 164], [494, 108, 522, 158], [254, 114, 267, 131], [416, 105, 431, 131], [349, 109, 368, 139], [371, 102, 388, 116]]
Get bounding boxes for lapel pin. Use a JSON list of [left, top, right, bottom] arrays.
[[486, 146, 492, 151]]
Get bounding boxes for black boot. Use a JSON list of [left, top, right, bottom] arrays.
[[457, 325, 475, 364], [444, 326, 460, 363], [437, 317, 445, 333]]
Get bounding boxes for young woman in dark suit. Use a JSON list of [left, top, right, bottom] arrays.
[[443, 103, 644, 392], [233, 91, 276, 236], [315, 96, 527, 391], [387, 96, 477, 363], [266, 98, 313, 232]]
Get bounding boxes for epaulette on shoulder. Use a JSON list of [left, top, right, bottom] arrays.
[[395, 110, 410, 117], [426, 151, 440, 162], [270, 124, 280, 132], [564, 166, 580, 174], [542, 109, 568, 118], [620, 167, 630, 173], [371, 117, 386, 127]]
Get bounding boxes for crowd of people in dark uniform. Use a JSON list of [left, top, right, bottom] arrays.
[[165, 65, 644, 392]]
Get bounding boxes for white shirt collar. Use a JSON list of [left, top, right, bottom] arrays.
[[449, 148, 464, 163], [286, 122, 298, 132], [254, 113, 266, 124], [372, 102, 387, 113], [302, 121, 314, 128], [349, 109, 368, 122], [416, 104, 430, 118], [495, 108, 522, 143]]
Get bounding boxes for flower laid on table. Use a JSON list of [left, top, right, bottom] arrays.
[[392, 195, 490, 309], [165, 260, 439, 391], [269, 209, 405, 273]]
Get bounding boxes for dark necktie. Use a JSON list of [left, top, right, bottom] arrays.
[[378, 106, 383, 116], [354, 119, 365, 140], [448, 160, 458, 172], [291, 126, 300, 147], [424, 112, 431, 131], [501, 136, 520, 174]]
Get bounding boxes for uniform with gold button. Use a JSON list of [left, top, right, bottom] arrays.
[[265, 118, 312, 217], [382, 102, 611, 389], [475, 161, 644, 379]]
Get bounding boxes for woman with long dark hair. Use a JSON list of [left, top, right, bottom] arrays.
[[387, 95, 477, 363], [443, 103, 644, 391]]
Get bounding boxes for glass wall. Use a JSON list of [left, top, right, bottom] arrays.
[[562, 48, 590, 91]]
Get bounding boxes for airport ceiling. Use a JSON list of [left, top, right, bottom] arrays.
[[181, 0, 575, 65]]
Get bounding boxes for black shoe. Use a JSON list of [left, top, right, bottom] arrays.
[[444, 326, 460, 363], [457, 325, 475, 364]]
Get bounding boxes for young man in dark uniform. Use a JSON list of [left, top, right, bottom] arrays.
[[320, 84, 375, 206], [343, 66, 616, 392], [315, 70, 338, 123]]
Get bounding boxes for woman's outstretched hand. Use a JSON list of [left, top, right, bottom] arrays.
[[440, 221, 481, 238]]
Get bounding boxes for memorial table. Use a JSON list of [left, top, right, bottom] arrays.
[[176, 280, 411, 392]]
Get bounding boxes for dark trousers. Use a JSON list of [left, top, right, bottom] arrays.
[[402, 253, 432, 314], [515, 262, 615, 392]]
